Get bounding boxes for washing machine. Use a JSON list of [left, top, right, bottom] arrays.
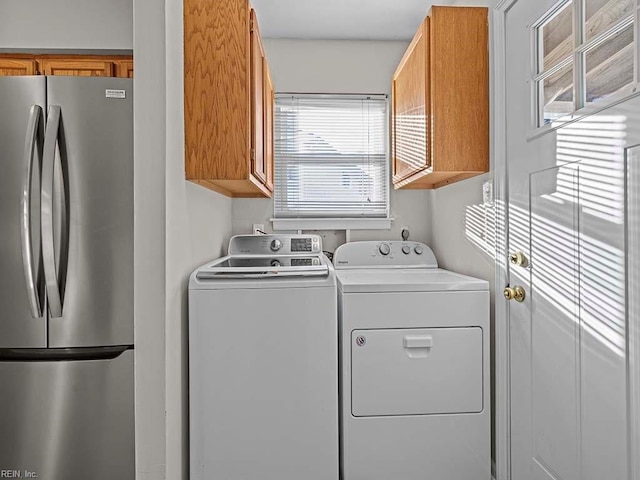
[[189, 234, 338, 480], [334, 241, 491, 480]]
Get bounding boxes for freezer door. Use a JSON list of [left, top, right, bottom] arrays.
[[45, 77, 133, 347], [0, 349, 134, 479], [0, 77, 47, 348]]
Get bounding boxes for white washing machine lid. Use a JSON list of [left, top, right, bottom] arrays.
[[336, 268, 489, 293], [190, 254, 336, 290]]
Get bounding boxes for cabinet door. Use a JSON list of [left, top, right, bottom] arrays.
[[392, 18, 430, 183], [263, 60, 274, 192], [0, 57, 38, 76], [40, 58, 114, 77], [250, 9, 267, 186], [114, 59, 134, 78]]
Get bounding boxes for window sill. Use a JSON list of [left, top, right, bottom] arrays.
[[271, 217, 393, 231]]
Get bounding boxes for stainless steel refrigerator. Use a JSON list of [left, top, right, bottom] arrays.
[[0, 76, 134, 480]]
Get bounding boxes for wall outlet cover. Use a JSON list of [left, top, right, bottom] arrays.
[[252, 224, 265, 234], [482, 181, 493, 205]]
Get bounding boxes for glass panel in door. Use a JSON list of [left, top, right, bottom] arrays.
[[539, 62, 574, 126], [538, 0, 574, 72], [584, 0, 634, 41], [585, 23, 634, 104]]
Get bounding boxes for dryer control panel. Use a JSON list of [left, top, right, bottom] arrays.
[[333, 241, 438, 269]]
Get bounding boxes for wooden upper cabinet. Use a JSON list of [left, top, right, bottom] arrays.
[[184, 0, 274, 198], [41, 58, 114, 77], [392, 18, 429, 184], [115, 60, 134, 78], [263, 60, 275, 192], [0, 55, 132, 78], [250, 9, 268, 188], [392, 6, 489, 189], [0, 57, 38, 76]]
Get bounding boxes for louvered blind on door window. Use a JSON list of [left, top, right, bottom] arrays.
[[274, 94, 389, 218]]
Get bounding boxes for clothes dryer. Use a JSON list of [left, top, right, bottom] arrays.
[[334, 241, 491, 480]]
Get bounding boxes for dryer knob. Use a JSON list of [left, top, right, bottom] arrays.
[[414, 245, 424, 255], [378, 243, 391, 256], [270, 239, 282, 251], [402, 246, 411, 255]]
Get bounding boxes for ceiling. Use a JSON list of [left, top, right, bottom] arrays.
[[250, 0, 436, 41]]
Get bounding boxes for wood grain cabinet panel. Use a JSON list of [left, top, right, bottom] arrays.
[[0, 55, 132, 78], [40, 59, 114, 77], [263, 60, 275, 192], [392, 18, 429, 184], [392, 6, 489, 189], [184, 0, 274, 198], [250, 9, 268, 187], [0, 57, 38, 76], [114, 60, 134, 78]]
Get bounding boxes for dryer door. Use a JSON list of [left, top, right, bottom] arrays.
[[351, 327, 483, 416]]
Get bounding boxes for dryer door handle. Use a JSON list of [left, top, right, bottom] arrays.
[[403, 335, 433, 349]]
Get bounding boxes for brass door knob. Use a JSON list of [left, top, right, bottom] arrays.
[[509, 251, 528, 267], [503, 285, 526, 302]]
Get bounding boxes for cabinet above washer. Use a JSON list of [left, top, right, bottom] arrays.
[[184, 0, 274, 198]]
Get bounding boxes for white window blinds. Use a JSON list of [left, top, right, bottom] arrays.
[[274, 94, 389, 219]]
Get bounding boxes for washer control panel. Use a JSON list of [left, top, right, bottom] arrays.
[[229, 234, 322, 255], [334, 241, 438, 269]]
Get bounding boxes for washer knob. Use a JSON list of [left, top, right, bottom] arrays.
[[270, 239, 282, 252], [402, 245, 411, 255], [414, 245, 424, 255], [378, 243, 391, 256]]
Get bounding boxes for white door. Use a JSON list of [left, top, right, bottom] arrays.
[[504, 0, 640, 479]]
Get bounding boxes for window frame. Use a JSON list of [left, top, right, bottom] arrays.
[[270, 92, 392, 231], [530, 0, 640, 137]]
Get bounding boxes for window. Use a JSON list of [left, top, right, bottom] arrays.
[[273, 94, 389, 227], [533, 0, 636, 127]]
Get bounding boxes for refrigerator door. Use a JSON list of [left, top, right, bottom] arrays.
[[0, 349, 134, 480], [0, 77, 47, 348], [45, 77, 133, 347]]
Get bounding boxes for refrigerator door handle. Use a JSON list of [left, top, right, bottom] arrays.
[[21, 105, 44, 319], [42, 105, 67, 318]]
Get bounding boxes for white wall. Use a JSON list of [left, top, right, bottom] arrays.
[[165, 3, 234, 479], [231, 39, 432, 250], [428, 0, 499, 464], [132, 1, 166, 478], [0, 0, 132, 50], [135, 1, 233, 480]]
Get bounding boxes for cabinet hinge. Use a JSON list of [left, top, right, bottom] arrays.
[[250, 148, 256, 161]]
